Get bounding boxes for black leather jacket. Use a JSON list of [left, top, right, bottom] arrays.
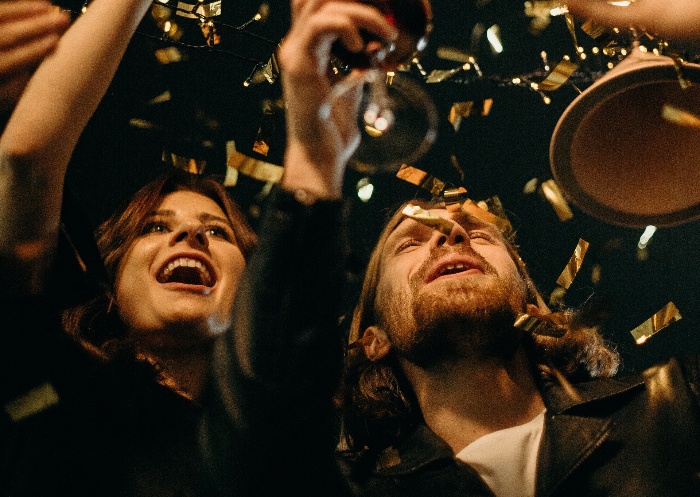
[[337, 356, 700, 496]]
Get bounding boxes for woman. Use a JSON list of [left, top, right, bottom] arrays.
[[63, 171, 257, 399], [1, 0, 394, 495]]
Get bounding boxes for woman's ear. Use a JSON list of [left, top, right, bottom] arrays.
[[360, 326, 391, 361]]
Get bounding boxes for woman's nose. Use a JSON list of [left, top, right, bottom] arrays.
[[173, 225, 209, 249]]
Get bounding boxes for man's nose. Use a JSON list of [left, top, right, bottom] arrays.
[[434, 222, 469, 248], [172, 224, 209, 249]]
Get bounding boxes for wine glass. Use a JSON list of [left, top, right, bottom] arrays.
[[322, 0, 435, 173]]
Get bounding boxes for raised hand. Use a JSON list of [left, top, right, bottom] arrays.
[[278, 0, 397, 199], [0, 0, 70, 114], [566, 0, 700, 40]]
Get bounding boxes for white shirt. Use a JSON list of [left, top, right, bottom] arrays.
[[454, 410, 546, 497]]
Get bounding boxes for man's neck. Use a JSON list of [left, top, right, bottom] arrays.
[[401, 346, 545, 454]]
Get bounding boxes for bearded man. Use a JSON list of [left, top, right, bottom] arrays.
[[335, 199, 700, 497]]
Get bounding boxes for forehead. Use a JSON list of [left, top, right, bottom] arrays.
[[156, 190, 226, 218], [386, 208, 503, 244]]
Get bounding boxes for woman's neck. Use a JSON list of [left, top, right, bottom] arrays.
[[136, 342, 213, 401]]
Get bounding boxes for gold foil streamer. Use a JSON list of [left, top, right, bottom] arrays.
[[662, 104, 700, 129], [163, 152, 206, 175], [537, 59, 579, 91], [253, 101, 277, 156], [155, 47, 185, 64], [443, 187, 468, 212], [457, 198, 514, 237], [176, 0, 222, 19], [670, 54, 692, 90], [540, 179, 574, 222], [199, 20, 220, 46], [630, 302, 682, 344], [556, 238, 590, 289], [395, 164, 445, 196], [402, 204, 455, 236], [225, 148, 284, 186], [5, 383, 60, 422], [448, 100, 493, 131], [580, 19, 608, 40], [514, 313, 566, 337], [564, 12, 580, 53]]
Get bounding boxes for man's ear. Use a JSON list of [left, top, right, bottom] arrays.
[[360, 326, 392, 361]]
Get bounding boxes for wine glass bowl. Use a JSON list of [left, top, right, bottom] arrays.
[[323, 0, 436, 174]]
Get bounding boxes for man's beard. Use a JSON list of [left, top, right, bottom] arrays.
[[377, 249, 528, 369]]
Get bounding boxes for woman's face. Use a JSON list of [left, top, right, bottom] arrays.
[[114, 190, 246, 348]]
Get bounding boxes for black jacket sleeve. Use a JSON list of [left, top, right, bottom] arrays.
[[200, 186, 353, 497]]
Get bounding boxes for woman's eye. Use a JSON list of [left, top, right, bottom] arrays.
[[206, 226, 232, 241], [142, 222, 169, 235]]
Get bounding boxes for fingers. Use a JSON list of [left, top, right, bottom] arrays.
[[281, 0, 397, 77], [0, 1, 70, 76]]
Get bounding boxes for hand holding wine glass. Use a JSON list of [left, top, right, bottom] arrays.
[[278, 0, 400, 198]]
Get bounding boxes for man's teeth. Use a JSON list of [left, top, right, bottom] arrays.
[[161, 257, 212, 284], [440, 263, 467, 275]]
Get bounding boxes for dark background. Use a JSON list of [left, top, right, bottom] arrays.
[[55, 0, 700, 371]]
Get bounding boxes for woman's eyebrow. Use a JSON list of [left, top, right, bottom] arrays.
[[147, 209, 231, 226]]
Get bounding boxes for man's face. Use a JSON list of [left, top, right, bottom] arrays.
[[374, 208, 527, 365], [115, 191, 246, 349]]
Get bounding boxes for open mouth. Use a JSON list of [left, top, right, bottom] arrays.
[[426, 259, 484, 283], [156, 257, 215, 287]]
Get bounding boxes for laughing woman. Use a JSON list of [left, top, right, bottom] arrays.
[[0, 0, 352, 495]]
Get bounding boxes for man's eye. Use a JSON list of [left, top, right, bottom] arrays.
[[142, 222, 169, 235], [396, 239, 422, 253], [469, 231, 494, 243]]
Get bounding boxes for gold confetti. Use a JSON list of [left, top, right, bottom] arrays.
[[537, 59, 579, 92], [176, 0, 222, 19], [540, 179, 574, 222], [448, 100, 493, 131], [630, 302, 682, 344], [661, 104, 700, 129], [163, 151, 206, 175], [443, 187, 469, 212], [556, 238, 590, 289], [154, 47, 185, 64], [5, 383, 59, 422], [402, 204, 455, 235], [395, 164, 445, 196], [225, 149, 284, 186], [514, 313, 566, 337], [580, 19, 610, 40]]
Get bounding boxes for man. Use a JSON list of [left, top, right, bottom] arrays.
[[334, 198, 700, 496]]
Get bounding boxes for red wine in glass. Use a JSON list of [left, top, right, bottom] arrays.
[[331, 0, 433, 71]]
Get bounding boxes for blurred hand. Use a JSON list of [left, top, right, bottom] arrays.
[[566, 0, 700, 40], [278, 0, 397, 198], [0, 1, 70, 113]]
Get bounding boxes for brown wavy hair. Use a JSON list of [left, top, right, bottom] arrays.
[[335, 199, 620, 452], [62, 170, 257, 359]]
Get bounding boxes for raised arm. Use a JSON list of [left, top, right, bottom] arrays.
[[566, 0, 700, 40], [0, 0, 153, 295], [200, 1, 397, 495]]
